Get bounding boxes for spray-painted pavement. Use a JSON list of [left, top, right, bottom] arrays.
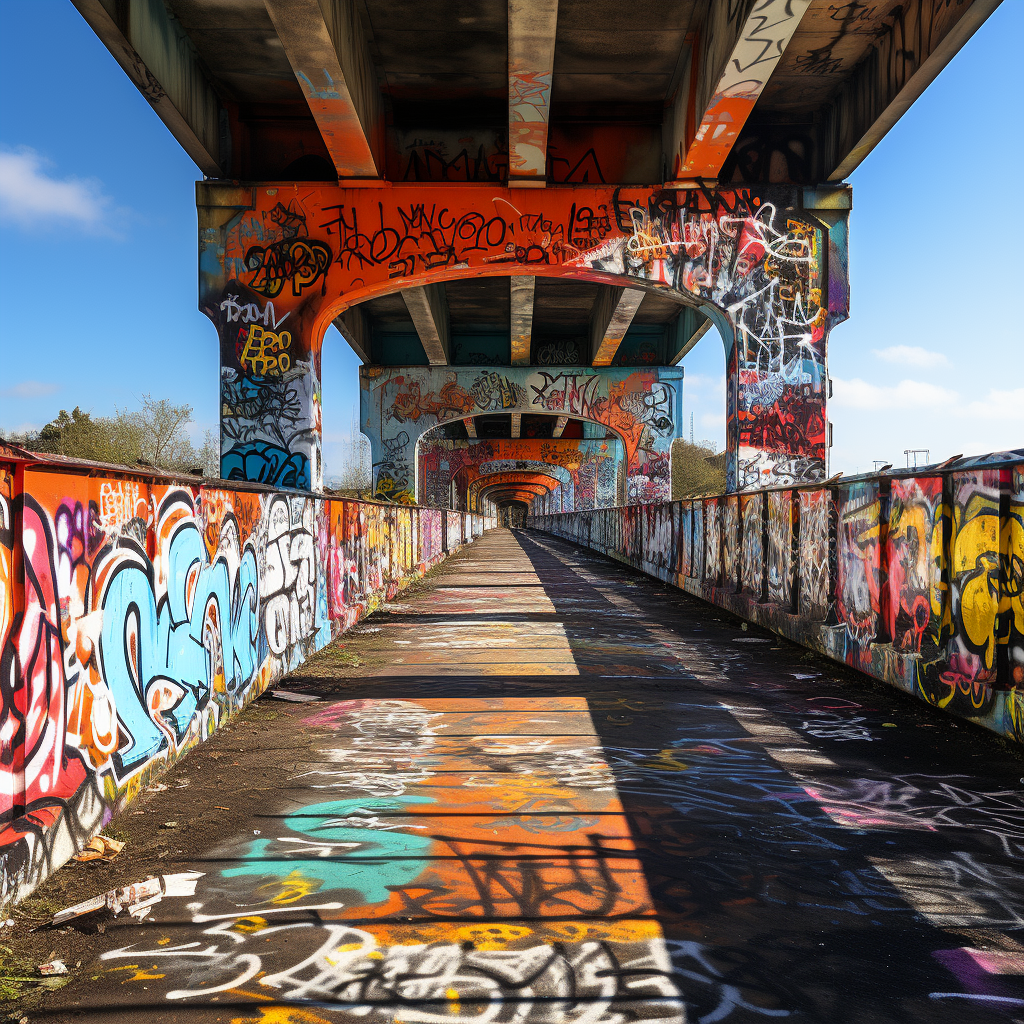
[[22, 529, 1024, 1023]]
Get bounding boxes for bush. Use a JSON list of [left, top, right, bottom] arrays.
[[672, 439, 726, 498]]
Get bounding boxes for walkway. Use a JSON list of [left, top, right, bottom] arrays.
[[15, 530, 1024, 1023]]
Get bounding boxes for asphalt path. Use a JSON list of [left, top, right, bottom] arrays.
[[13, 528, 1024, 1024]]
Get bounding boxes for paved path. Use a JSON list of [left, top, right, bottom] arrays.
[[21, 529, 1024, 1023]]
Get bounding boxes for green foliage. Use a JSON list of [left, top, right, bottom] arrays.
[[3, 396, 219, 476], [672, 438, 727, 499]]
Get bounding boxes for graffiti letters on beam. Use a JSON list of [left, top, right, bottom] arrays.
[[199, 185, 848, 493], [367, 367, 675, 504]]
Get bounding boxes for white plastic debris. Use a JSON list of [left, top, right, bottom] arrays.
[[37, 960, 68, 976], [271, 690, 321, 702], [51, 872, 204, 927]]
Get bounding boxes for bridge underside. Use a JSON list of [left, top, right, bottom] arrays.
[[71, 0, 999, 507]]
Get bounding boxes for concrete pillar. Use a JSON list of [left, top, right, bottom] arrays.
[[216, 300, 322, 491]]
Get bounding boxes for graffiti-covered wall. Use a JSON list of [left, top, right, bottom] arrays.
[[530, 450, 1024, 741], [0, 450, 494, 907], [363, 366, 680, 504], [418, 437, 623, 512], [198, 183, 849, 494]]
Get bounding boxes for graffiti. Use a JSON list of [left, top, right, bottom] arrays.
[[244, 239, 331, 298], [417, 438, 622, 514], [722, 498, 739, 587], [836, 483, 881, 661], [530, 372, 604, 419], [888, 478, 944, 655], [263, 496, 321, 664], [222, 441, 311, 491], [741, 494, 763, 596], [472, 372, 528, 412], [102, 918, 683, 1018], [766, 490, 792, 606], [201, 183, 848, 494], [218, 293, 290, 330], [0, 460, 492, 907], [534, 337, 583, 364], [365, 367, 679, 504], [221, 361, 320, 490], [799, 489, 831, 618], [509, 62, 553, 179], [238, 323, 292, 375], [530, 451, 1024, 741]]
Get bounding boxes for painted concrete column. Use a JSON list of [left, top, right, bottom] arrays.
[[214, 300, 323, 491], [198, 184, 330, 492]]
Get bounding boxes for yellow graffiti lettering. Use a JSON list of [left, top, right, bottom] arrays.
[[240, 324, 292, 376]]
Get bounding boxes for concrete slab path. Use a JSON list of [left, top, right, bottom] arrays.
[[12, 529, 1024, 1023]]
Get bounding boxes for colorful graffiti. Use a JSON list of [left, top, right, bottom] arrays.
[[97, 695, 693, 1019], [365, 366, 680, 504], [198, 183, 849, 495], [0, 455, 493, 907], [418, 437, 623, 512], [529, 450, 1024, 742]]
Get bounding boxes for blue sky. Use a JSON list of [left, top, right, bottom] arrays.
[[1, 1, 1021, 477]]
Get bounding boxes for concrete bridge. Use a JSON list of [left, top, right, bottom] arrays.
[[1, 0, 1023, 1019]]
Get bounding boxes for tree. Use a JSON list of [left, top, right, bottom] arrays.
[[672, 438, 727, 498], [3, 396, 220, 476]]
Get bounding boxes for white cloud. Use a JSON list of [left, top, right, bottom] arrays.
[[1, 380, 61, 399], [831, 377, 958, 411], [962, 387, 1024, 422], [684, 373, 726, 394], [872, 345, 949, 368], [0, 147, 125, 236]]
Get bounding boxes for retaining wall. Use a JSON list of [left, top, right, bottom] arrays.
[[530, 450, 1024, 742], [0, 448, 494, 906]]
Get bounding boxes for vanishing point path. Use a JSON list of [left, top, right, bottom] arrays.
[[19, 529, 1024, 1023]]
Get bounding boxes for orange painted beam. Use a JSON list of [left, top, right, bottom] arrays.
[[674, 0, 811, 181], [591, 287, 644, 367], [265, 0, 378, 178]]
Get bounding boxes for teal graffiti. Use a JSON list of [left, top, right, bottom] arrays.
[[222, 796, 434, 905]]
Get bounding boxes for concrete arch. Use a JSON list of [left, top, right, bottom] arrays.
[[477, 482, 551, 508], [476, 460, 574, 512], [468, 471, 564, 513], [367, 367, 681, 505], [416, 435, 625, 512], [202, 182, 848, 495]]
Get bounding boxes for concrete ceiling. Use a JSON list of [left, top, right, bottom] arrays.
[[347, 275, 689, 367], [74, 0, 998, 185]]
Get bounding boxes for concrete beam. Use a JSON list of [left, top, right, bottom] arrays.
[[264, 0, 379, 178], [669, 307, 712, 364], [72, 0, 223, 176], [510, 276, 536, 364], [402, 284, 450, 365], [823, 0, 1000, 180], [333, 305, 372, 363], [511, 413, 522, 439], [465, 418, 478, 439], [508, 0, 559, 185], [552, 415, 569, 438], [666, 0, 811, 181], [590, 287, 644, 367]]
